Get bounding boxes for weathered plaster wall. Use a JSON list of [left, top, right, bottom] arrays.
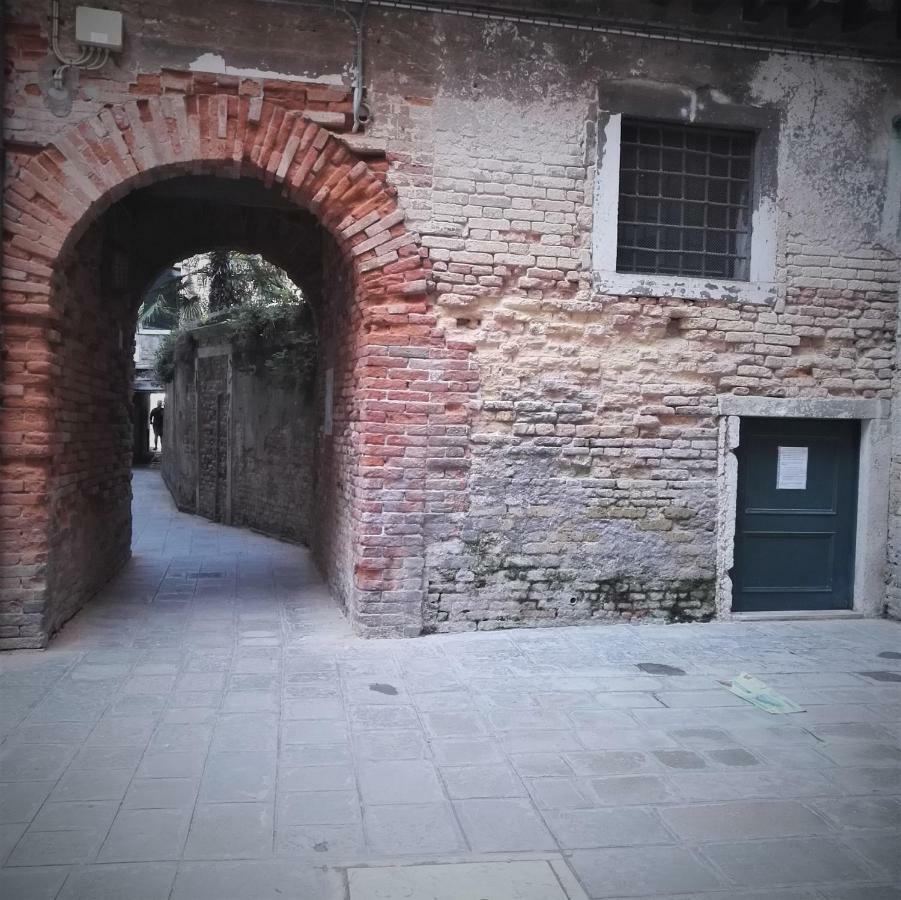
[[196, 352, 230, 522], [134, 329, 167, 374], [3, 0, 900, 638], [162, 335, 318, 546], [390, 29, 899, 630], [231, 372, 316, 544], [370, 17, 899, 629], [162, 348, 198, 512]]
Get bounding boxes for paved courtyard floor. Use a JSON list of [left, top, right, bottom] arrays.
[[1, 469, 900, 899]]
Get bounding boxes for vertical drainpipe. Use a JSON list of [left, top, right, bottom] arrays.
[[351, 0, 367, 133], [291, 1, 368, 132]]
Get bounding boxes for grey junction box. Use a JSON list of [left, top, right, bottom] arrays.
[[74, 6, 124, 51]]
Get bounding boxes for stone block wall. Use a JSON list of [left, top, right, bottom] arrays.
[[311, 238, 359, 616], [889, 453, 901, 619], [887, 286, 901, 622]]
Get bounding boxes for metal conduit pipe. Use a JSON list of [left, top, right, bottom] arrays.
[[352, 0, 368, 132], [278, 0, 370, 131]]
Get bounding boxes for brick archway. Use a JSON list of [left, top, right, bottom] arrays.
[[7, 95, 429, 303], [2, 91, 469, 648]]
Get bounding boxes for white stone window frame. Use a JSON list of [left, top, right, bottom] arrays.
[[593, 91, 780, 305], [715, 396, 892, 619]]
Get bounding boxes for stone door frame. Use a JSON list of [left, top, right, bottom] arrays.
[[715, 395, 892, 618]]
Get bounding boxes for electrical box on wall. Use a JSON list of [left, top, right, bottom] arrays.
[[74, 7, 124, 51]]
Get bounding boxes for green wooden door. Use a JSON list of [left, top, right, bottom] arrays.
[[732, 418, 859, 612]]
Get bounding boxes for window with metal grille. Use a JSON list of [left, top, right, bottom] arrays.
[[616, 119, 754, 281]]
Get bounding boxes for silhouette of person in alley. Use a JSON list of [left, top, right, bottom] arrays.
[[149, 400, 164, 451]]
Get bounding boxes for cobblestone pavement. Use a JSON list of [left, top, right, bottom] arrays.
[[1, 469, 899, 899]]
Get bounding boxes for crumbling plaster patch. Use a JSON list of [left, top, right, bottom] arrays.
[[188, 52, 346, 85], [750, 56, 901, 251]]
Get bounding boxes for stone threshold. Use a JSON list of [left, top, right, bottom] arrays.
[[730, 610, 865, 622]]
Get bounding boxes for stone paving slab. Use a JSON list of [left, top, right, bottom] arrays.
[[0, 470, 899, 899], [347, 859, 587, 899]]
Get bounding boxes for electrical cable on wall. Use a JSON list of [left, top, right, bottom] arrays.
[[42, 1, 122, 116], [287, 0, 371, 131], [50, 0, 110, 87], [351, 0, 369, 132]]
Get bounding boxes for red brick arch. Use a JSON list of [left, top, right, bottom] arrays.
[[6, 94, 429, 309], [1, 91, 470, 648]]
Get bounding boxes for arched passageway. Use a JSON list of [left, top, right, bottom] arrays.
[[138, 245, 317, 545], [2, 93, 470, 648], [62, 176, 331, 598]]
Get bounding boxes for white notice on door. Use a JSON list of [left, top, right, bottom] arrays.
[[776, 446, 808, 490]]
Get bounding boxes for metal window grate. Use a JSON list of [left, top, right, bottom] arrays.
[[616, 119, 754, 281]]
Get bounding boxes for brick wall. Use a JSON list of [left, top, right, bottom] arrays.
[[1, 62, 440, 644], [30, 220, 133, 645], [425, 278, 898, 631], [2, 0, 899, 642]]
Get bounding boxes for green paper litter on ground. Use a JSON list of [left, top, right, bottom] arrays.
[[728, 673, 806, 714]]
